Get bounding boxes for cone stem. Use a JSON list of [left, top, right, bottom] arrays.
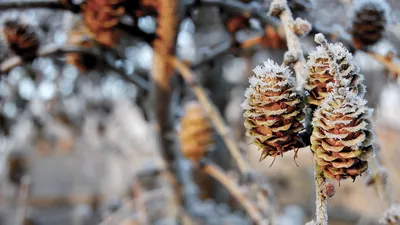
[[314, 162, 328, 225]]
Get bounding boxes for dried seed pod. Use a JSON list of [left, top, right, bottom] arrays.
[[3, 20, 39, 60], [178, 101, 213, 162], [241, 60, 305, 163], [81, 0, 125, 47], [352, 0, 389, 48], [305, 43, 365, 108], [66, 22, 98, 72], [311, 88, 374, 183]]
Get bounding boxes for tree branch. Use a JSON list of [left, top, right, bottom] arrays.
[[0, 45, 149, 90], [200, 160, 267, 225], [0, 0, 71, 11], [314, 163, 328, 225], [269, 0, 308, 87]]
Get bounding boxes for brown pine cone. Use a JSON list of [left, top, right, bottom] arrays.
[[3, 20, 39, 61], [178, 101, 213, 162], [352, 0, 389, 48], [82, 0, 125, 47], [242, 60, 305, 163], [311, 89, 374, 183], [287, 0, 314, 18], [66, 22, 98, 72], [305, 43, 365, 108]]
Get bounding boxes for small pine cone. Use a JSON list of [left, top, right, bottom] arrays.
[[305, 43, 365, 108], [66, 22, 98, 72], [178, 101, 213, 162], [3, 20, 39, 61], [7, 152, 28, 186], [241, 60, 305, 162], [82, 0, 125, 47], [352, 0, 389, 48], [311, 89, 374, 183]]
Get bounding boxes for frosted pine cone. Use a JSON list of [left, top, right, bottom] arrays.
[[2, 20, 39, 61], [241, 60, 305, 162], [311, 89, 374, 183], [305, 43, 365, 108], [352, 0, 389, 48], [82, 0, 125, 47], [178, 101, 213, 162], [66, 22, 98, 72]]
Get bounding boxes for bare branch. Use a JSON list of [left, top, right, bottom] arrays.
[[200, 160, 267, 225], [269, 0, 308, 87], [0, 45, 149, 90], [0, 0, 68, 11]]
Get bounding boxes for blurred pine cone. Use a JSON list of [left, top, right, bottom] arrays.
[[179, 101, 213, 162], [311, 89, 374, 183], [241, 60, 305, 162], [82, 0, 125, 47], [3, 20, 39, 61], [7, 152, 28, 186], [352, 0, 389, 48], [66, 22, 98, 72], [305, 43, 365, 108], [287, 0, 314, 17]]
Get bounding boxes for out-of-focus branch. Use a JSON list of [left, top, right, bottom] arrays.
[[200, 160, 267, 225], [169, 56, 251, 176], [0, 0, 65, 10], [15, 176, 30, 225], [367, 51, 400, 76], [0, 45, 149, 90], [269, 0, 308, 86], [198, 0, 279, 28]]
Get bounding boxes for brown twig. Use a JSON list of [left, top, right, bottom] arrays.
[[200, 160, 267, 225], [366, 51, 400, 75], [169, 56, 251, 176]]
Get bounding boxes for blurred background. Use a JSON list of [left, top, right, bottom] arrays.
[[0, 0, 399, 224]]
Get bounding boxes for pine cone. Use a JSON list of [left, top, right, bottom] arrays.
[[287, 0, 314, 17], [241, 60, 305, 162], [66, 22, 98, 72], [352, 0, 389, 48], [179, 101, 213, 162], [311, 89, 374, 183], [305, 43, 365, 108], [3, 20, 39, 60], [82, 0, 125, 47]]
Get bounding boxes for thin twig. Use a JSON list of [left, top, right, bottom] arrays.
[[270, 0, 307, 87], [367, 51, 400, 75], [200, 160, 267, 225], [0, 45, 149, 90], [169, 56, 251, 176], [314, 163, 328, 225], [0, 0, 65, 10], [133, 181, 150, 225], [15, 176, 30, 225]]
